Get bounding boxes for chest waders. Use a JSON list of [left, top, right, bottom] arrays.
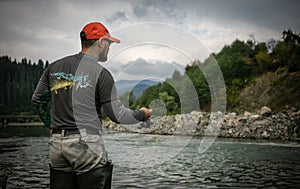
[[50, 162, 113, 189]]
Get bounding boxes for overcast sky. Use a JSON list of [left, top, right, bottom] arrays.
[[0, 0, 299, 80]]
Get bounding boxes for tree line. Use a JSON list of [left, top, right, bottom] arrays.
[[0, 57, 48, 114]]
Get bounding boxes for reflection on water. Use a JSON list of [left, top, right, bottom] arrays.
[[0, 127, 300, 188]]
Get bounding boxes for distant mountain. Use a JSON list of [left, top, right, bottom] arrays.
[[115, 79, 160, 96]]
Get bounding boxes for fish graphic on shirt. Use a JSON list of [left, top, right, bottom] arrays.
[[50, 72, 91, 94]]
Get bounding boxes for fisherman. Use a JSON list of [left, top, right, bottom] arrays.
[[32, 22, 152, 189]]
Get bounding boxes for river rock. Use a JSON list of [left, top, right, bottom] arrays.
[[260, 106, 272, 117], [103, 108, 300, 141], [244, 111, 252, 117], [261, 131, 270, 139], [249, 114, 260, 121]]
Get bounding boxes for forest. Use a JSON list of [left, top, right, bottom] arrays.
[[0, 57, 48, 114], [0, 29, 299, 115]]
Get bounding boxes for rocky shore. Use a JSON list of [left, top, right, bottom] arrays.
[[104, 106, 300, 141]]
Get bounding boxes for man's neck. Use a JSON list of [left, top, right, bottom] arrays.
[[81, 48, 98, 60]]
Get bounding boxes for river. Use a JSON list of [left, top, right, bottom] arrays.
[[0, 126, 300, 188]]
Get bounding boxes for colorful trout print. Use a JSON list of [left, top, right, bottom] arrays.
[[50, 72, 91, 94]]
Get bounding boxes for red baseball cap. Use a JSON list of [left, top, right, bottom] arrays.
[[80, 22, 120, 43]]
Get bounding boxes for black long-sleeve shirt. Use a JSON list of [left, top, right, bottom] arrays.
[[32, 53, 145, 131]]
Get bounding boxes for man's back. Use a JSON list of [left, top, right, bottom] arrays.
[[32, 53, 115, 131]]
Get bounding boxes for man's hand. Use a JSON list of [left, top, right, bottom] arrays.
[[140, 107, 152, 121]]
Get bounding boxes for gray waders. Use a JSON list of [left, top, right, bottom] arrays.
[[50, 163, 113, 189]]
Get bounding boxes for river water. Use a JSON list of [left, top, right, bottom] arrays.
[[0, 127, 300, 188]]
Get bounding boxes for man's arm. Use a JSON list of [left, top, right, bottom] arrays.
[[97, 68, 152, 124], [102, 99, 151, 124], [32, 69, 51, 129]]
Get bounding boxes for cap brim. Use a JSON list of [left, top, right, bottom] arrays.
[[103, 34, 120, 43], [107, 36, 121, 43]]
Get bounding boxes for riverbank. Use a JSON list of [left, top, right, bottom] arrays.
[[1, 106, 299, 141], [104, 106, 300, 141]]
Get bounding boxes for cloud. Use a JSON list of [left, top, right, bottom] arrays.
[[107, 58, 185, 81], [0, 0, 299, 68], [106, 11, 129, 23], [132, 0, 186, 25], [0, 0, 82, 62], [179, 0, 300, 31], [108, 43, 193, 67], [172, 0, 300, 53]]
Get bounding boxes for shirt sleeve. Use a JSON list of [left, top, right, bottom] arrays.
[[32, 68, 51, 129], [96, 68, 118, 103], [96, 68, 146, 124], [102, 99, 146, 124]]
